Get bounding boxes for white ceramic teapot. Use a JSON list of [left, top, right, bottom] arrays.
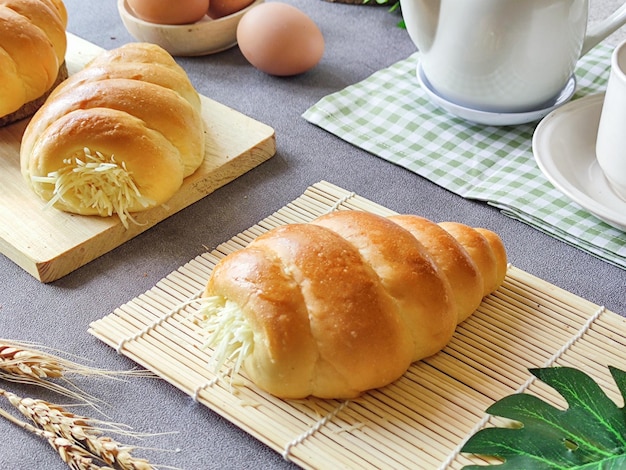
[[400, 0, 626, 113]]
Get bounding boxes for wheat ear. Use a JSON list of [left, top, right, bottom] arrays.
[[1, 388, 155, 470], [0, 343, 64, 378], [0, 340, 155, 405], [0, 406, 105, 470]]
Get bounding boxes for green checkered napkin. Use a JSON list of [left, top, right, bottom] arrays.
[[303, 44, 626, 270]]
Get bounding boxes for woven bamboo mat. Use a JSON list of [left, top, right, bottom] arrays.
[[89, 181, 626, 469]]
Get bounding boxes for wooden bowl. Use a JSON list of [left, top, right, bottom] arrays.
[[117, 0, 264, 56]]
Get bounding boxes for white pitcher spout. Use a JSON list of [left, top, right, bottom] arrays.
[[581, 3, 626, 56]]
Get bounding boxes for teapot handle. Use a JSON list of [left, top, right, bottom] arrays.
[[581, 3, 626, 56]]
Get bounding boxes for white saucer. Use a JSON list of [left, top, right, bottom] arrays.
[[533, 93, 626, 232], [417, 64, 577, 126]]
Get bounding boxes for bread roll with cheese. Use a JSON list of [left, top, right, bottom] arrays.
[[0, 0, 68, 126], [196, 211, 507, 399], [389, 215, 489, 323], [20, 42, 205, 227]]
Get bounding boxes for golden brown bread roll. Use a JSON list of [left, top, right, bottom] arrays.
[[0, 0, 68, 125], [196, 211, 507, 399], [20, 42, 205, 227], [389, 215, 486, 323]]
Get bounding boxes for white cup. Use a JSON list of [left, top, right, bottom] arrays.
[[596, 40, 626, 202]]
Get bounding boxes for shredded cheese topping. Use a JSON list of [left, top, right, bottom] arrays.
[[196, 296, 254, 378], [31, 147, 155, 228]]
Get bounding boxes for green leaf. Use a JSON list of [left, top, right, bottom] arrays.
[[574, 454, 626, 469], [461, 366, 626, 469]]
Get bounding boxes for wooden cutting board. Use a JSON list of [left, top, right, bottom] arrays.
[[0, 33, 276, 283]]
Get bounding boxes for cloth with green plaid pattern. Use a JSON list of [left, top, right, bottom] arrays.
[[303, 44, 626, 270]]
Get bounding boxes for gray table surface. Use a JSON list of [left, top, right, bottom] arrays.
[[2, 1, 626, 469]]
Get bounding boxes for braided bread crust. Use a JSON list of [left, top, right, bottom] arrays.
[[199, 211, 507, 399], [20, 43, 205, 225], [0, 0, 67, 122]]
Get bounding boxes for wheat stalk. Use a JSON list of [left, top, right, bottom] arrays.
[[1, 388, 156, 470], [0, 340, 156, 406], [0, 344, 64, 378], [0, 405, 106, 470]]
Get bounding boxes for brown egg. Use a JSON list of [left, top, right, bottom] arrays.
[[127, 0, 209, 25], [236, 2, 324, 76], [207, 0, 255, 19]]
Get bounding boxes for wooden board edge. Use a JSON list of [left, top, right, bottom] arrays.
[[1, 33, 278, 283], [32, 131, 276, 283]]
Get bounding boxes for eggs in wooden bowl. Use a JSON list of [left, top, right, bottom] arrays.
[[126, 0, 211, 25], [208, 0, 256, 18], [118, 0, 262, 56]]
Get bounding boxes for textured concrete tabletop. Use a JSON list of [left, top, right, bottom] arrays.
[[1, 1, 625, 469]]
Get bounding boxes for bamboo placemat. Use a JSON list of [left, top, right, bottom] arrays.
[[89, 181, 626, 469]]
